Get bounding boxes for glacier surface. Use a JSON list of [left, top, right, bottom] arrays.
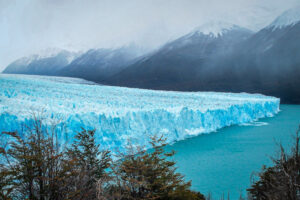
[[0, 74, 280, 153]]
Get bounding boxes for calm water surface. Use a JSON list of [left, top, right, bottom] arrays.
[[167, 104, 300, 199]]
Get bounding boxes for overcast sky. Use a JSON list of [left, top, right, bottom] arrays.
[[0, 0, 300, 71]]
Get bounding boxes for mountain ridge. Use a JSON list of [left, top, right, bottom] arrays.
[[2, 8, 300, 104], [268, 6, 300, 29]]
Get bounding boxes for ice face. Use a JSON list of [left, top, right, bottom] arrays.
[[0, 74, 280, 153]]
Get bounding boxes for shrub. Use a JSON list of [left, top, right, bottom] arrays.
[[101, 135, 205, 200], [247, 125, 300, 200]]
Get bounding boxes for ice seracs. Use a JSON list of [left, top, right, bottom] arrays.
[[268, 6, 300, 30], [0, 74, 280, 154]]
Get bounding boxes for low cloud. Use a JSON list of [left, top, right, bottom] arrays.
[[0, 0, 299, 71]]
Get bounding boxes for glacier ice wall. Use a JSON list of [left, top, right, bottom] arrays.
[[0, 74, 280, 153]]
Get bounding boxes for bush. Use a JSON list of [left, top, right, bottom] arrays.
[[0, 116, 68, 199], [101, 135, 205, 200], [0, 117, 204, 200], [66, 129, 111, 199], [247, 125, 300, 200], [0, 116, 111, 200]]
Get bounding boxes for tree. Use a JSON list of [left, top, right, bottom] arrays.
[[67, 128, 111, 200], [1, 114, 203, 200], [247, 125, 300, 200], [102, 135, 205, 200], [0, 115, 69, 200], [0, 118, 111, 200]]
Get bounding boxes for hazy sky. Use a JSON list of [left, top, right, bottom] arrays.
[[1, 0, 300, 71]]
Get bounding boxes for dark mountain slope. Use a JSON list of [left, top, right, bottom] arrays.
[[109, 22, 253, 89], [108, 10, 300, 104], [59, 46, 144, 82], [3, 50, 78, 76]]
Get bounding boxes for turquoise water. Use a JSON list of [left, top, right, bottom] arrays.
[[166, 105, 300, 199]]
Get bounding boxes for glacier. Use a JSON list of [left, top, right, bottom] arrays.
[[0, 74, 280, 153]]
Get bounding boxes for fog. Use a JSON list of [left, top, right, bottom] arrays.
[[0, 0, 299, 71]]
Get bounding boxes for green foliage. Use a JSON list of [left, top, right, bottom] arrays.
[[0, 118, 69, 200], [0, 118, 111, 200], [247, 125, 300, 200], [66, 129, 111, 199], [0, 116, 204, 200], [106, 135, 205, 200]]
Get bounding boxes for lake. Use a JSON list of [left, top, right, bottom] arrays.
[[167, 104, 300, 199]]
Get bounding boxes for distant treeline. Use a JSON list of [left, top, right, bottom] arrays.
[[0, 116, 299, 200]]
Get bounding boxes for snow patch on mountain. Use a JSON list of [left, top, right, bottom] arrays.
[[192, 21, 240, 37], [13, 55, 39, 66], [35, 48, 65, 59], [6, 49, 80, 71], [269, 6, 300, 30]]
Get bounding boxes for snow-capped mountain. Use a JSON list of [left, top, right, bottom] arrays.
[[108, 11, 300, 103], [267, 6, 300, 30], [109, 21, 253, 89], [3, 45, 145, 82], [3, 7, 300, 103], [3, 49, 80, 75], [228, 6, 300, 103], [235, 6, 300, 58], [60, 45, 145, 82], [191, 7, 300, 103], [190, 21, 247, 37]]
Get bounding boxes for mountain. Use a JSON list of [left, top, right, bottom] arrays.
[[268, 6, 300, 29], [3, 7, 300, 104], [3, 49, 79, 76], [59, 45, 144, 82], [109, 8, 300, 104], [108, 21, 253, 89], [215, 6, 300, 103], [2, 45, 145, 82]]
